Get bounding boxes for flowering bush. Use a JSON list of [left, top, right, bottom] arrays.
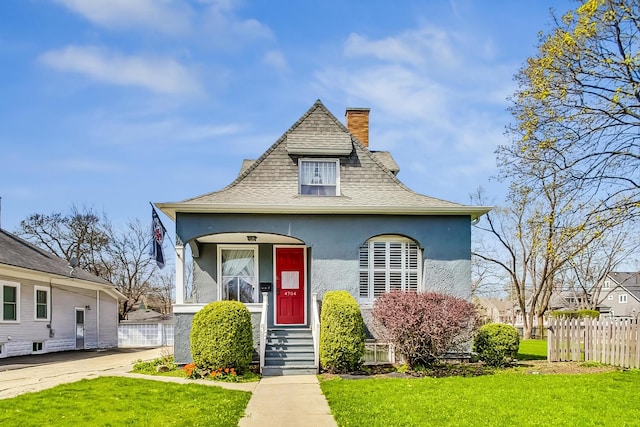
[[182, 363, 200, 379], [210, 367, 239, 382], [373, 291, 477, 368]]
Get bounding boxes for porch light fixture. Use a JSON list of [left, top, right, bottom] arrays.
[[85, 305, 91, 311], [247, 236, 257, 242]]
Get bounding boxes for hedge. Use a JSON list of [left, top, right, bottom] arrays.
[[320, 290, 365, 373], [190, 301, 254, 373], [550, 309, 600, 319]]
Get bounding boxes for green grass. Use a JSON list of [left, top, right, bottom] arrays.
[[0, 376, 250, 427], [320, 370, 640, 427], [517, 339, 547, 360]]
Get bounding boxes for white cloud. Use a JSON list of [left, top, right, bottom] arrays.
[[344, 27, 458, 68], [87, 115, 244, 147], [52, 0, 192, 34], [39, 46, 202, 96], [199, 3, 274, 48], [263, 50, 288, 71], [315, 23, 518, 201]]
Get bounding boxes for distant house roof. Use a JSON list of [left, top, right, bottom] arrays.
[[0, 228, 125, 299], [121, 307, 173, 323], [157, 100, 491, 221], [607, 272, 640, 302]]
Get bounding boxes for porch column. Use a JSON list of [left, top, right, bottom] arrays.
[[175, 243, 185, 305]]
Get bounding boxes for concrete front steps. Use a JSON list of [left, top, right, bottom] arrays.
[[262, 328, 317, 376]]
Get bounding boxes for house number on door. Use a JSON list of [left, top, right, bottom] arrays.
[[284, 291, 297, 296]]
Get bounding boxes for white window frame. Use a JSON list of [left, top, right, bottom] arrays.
[[1, 280, 20, 323], [619, 294, 628, 304], [359, 235, 421, 304], [34, 286, 50, 321], [603, 280, 611, 290], [32, 342, 44, 353], [217, 245, 259, 304], [298, 158, 340, 196]]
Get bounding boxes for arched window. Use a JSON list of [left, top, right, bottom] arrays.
[[359, 235, 421, 302]]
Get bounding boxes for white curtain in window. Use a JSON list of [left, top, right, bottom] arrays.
[[222, 249, 256, 303], [300, 161, 336, 185]]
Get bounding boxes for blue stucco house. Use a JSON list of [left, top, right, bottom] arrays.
[[156, 100, 490, 374]]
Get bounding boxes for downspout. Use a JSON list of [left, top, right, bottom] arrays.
[[48, 279, 54, 338], [96, 290, 100, 348]]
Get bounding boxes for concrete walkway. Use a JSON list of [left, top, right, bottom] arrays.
[[0, 347, 165, 399], [0, 349, 337, 426], [239, 375, 337, 427]]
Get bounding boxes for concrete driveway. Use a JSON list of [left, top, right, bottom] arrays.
[[0, 347, 164, 399]]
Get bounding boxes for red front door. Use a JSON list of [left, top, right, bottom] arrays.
[[275, 247, 305, 325]]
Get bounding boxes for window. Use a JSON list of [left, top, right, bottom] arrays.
[[34, 287, 49, 320], [219, 246, 258, 303], [299, 159, 339, 196], [32, 342, 43, 352], [619, 294, 628, 304], [359, 236, 421, 302], [603, 280, 611, 290], [1, 281, 20, 322]]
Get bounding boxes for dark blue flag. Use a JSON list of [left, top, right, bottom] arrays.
[[150, 207, 166, 269]]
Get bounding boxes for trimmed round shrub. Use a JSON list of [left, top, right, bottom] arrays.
[[474, 323, 520, 367], [320, 290, 366, 373], [190, 301, 253, 373]]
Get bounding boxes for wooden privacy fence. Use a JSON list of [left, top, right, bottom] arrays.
[[547, 318, 640, 368]]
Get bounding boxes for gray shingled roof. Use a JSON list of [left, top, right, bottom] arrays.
[[285, 107, 353, 155], [0, 228, 113, 286], [609, 272, 640, 301], [371, 151, 400, 175], [157, 100, 491, 219]]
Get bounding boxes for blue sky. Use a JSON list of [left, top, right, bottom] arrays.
[[0, 0, 575, 232]]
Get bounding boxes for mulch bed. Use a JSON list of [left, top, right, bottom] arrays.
[[322, 360, 619, 380]]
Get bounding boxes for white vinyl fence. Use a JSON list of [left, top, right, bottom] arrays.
[[118, 322, 174, 348]]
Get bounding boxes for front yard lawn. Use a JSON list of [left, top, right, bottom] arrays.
[[0, 376, 250, 426], [320, 370, 640, 426], [517, 339, 547, 360]]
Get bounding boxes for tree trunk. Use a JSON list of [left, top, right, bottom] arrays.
[[536, 313, 545, 339]]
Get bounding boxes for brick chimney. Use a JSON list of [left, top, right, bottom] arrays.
[[345, 108, 370, 147]]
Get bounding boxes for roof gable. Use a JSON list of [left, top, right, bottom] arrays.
[[159, 100, 491, 219]]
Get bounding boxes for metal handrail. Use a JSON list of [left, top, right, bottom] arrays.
[[311, 292, 320, 373], [259, 292, 268, 374]]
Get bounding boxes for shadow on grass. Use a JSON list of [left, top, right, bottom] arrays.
[[517, 353, 547, 361]]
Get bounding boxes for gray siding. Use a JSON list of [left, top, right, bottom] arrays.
[[600, 286, 640, 317], [0, 275, 119, 358]]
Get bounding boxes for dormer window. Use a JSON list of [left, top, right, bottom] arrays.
[[299, 159, 339, 196]]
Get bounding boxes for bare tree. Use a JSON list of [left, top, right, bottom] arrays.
[[17, 207, 171, 320], [17, 205, 110, 276]]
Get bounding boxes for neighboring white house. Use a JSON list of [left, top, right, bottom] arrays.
[[0, 228, 125, 358]]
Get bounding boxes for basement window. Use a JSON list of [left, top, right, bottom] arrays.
[[32, 342, 44, 353]]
